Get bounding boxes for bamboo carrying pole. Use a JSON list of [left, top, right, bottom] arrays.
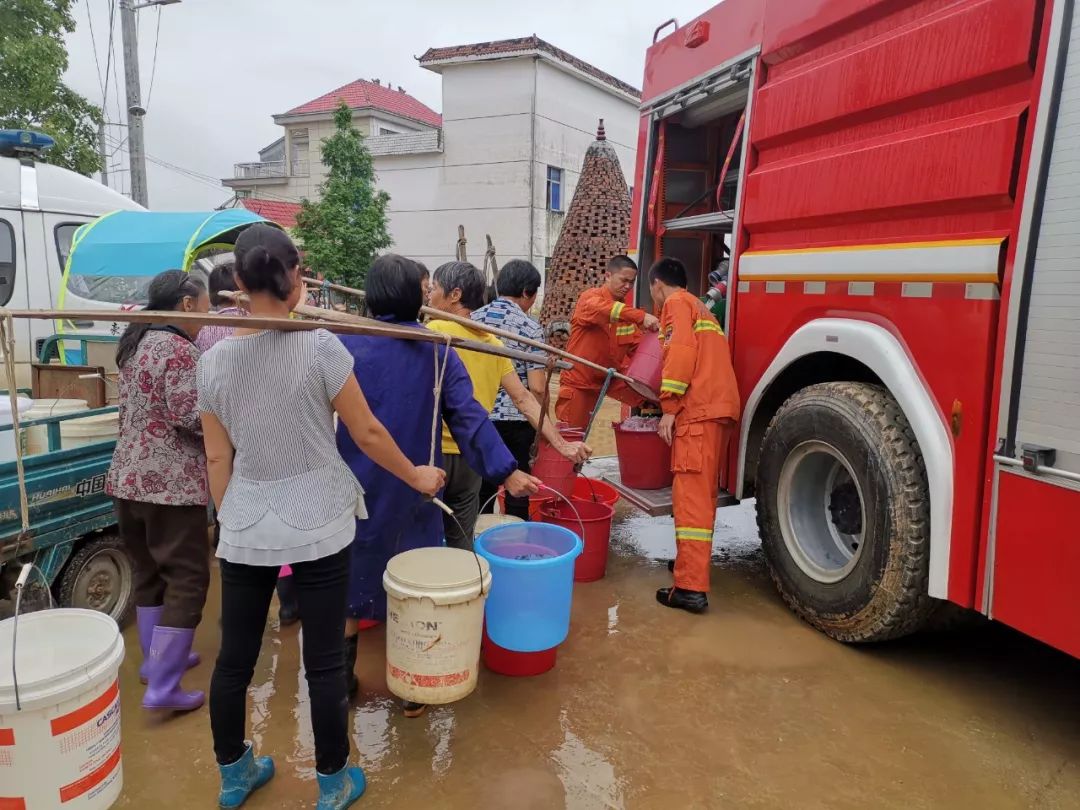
[[303, 276, 639, 385], [3, 308, 570, 371]]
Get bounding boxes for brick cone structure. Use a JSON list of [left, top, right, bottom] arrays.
[[539, 119, 631, 338]]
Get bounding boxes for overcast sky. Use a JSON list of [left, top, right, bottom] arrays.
[[62, 0, 713, 210]]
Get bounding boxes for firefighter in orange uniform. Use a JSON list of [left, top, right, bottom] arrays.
[[650, 257, 740, 613], [556, 255, 661, 428]]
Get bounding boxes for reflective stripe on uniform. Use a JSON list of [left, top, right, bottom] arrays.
[[610, 301, 626, 322], [693, 320, 724, 335], [615, 324, 636, 336], [675, 527, 714, 541], [661, 378, 688, 395]]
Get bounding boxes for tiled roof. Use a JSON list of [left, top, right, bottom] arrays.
[[419, 36, 641, 99], [238, 198, 302, 230], [282, 79, 442, 127]]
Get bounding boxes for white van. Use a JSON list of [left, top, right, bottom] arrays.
[[0, 130, 143, 382]]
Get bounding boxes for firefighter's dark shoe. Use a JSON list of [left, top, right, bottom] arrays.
[[666, 560, 675, 573], [656, 587, 708, 614]]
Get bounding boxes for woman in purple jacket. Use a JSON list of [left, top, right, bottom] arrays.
[[336, 254, 539, 717]]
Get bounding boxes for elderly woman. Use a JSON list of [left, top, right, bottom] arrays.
[[106, 269, 211, 713], [336, 254, 541, 717]]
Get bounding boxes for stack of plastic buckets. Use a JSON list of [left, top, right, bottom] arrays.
[[475, 521, 582, 676]]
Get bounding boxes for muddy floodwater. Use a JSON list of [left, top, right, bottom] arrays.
[[114, 500, 1080, 808]]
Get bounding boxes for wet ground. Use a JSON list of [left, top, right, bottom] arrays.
[[113, 489, 1080, 809]]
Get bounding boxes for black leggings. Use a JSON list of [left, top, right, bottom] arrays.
[[210, 546, 350, 773]]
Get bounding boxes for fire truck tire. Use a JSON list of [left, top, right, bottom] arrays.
[[57, 533, 135, 626], [756, 382, 934, 642]]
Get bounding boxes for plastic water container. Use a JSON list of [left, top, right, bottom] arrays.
[[572, 476, 619, 507], [541, 497, 616, 583], [530, 440, 577, 499], [0, 397, 32, 464], [61, 412, 120, 449], [23, 398, 89, 455], [613, 420, 674, 489], [497, 489, 552, 520], [625, 332, 664, 401], [475, 522, 582, 652], [482, 626, 558, 677], [0, 609, 126, 809], [383, 547, 491, 705]]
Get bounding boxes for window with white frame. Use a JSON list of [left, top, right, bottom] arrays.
[[546, 166, 563, 212]]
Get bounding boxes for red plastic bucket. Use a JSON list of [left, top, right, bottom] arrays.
[[530, 440, 577, 499], [571, 476, 619, 507], [541, 497, 615, 582], [482, 627, 557, 676], [497, 488, 552, 520], [613, 422, 674, 489], [625, 333, 664, 401]]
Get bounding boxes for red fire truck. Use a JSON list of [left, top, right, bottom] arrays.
[[628, 0, 1079, 657]]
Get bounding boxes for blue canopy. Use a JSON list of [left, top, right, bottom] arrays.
[[62, 209, 275, 280]]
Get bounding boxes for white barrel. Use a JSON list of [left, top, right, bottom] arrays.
[[383, 547, 491, 705], [23, 399, 89, 455], [473, 513, 523, 538], [61, 412, 119, 450], [0, 397, 32, 464], [0, 609, 126, 809]]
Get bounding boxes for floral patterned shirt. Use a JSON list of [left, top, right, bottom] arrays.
[[106, 329, 207, 506]]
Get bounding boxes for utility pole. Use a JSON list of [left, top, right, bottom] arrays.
[[97, 121, 109, 187], [118, 0, 180, 208], [119, 0, 148, 207]]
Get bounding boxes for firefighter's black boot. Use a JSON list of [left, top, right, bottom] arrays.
[[656, 587, 708, 614], [276, 574, 299, 626]]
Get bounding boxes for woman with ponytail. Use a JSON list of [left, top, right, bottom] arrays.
[[106, 269, 212, 714], [197, 224, 444, 809]]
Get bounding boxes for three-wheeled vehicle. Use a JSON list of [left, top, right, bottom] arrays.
[[0, 209, 277, 621]]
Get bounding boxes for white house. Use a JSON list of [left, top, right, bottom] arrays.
[[222, 36, 640, 274]]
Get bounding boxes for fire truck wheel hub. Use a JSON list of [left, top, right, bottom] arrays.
[[777, 440, 865, 584]]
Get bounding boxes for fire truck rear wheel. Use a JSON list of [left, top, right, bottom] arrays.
[[756, 382, 934, 642]]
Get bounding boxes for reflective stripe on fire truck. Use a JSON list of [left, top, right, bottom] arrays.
[[737, 238, 1002, 283]]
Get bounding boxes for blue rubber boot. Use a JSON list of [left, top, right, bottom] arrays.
[[315, 764, 367, 809], [218, 743, 274, 808]]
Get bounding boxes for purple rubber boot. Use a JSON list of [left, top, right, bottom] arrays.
[[136, 606, 200, 684], [142, 627, 205, 711]]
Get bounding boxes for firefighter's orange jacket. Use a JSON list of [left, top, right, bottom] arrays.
[[562, 285, 647, 390], [659, 289, 740, 423]]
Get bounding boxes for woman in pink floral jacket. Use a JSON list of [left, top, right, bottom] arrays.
[[106, 269, 211, 713]]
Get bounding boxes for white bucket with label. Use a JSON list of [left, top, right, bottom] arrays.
[[23, 399, 89, 455], [61, 412, 119, 450], [0, 609, 126, 808], [473, 513, 523, 538], [0, 397, 32, 464], [383, 547, 491, 705]]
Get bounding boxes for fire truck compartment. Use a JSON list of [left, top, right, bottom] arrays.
[[588, 456, 737, 517], [639, 63, 751, 299]]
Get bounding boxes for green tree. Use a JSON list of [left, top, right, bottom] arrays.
[[295, 102, 391, 288], [0, 0, 103, 175]]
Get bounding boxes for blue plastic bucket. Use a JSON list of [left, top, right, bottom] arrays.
[[475, 522, 582, 652]]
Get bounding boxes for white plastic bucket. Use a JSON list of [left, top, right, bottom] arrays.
[[23, 399, 89, 455], [383, 547, 491, 705], [0, 609, 126, 808], [473, 513, 523, 538], [60, 412, 119, 450], [0, 397, 32, 464]]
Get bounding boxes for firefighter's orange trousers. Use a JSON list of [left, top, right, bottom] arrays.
[[672, 419, 734, 593], [555, 381, 646, 429]]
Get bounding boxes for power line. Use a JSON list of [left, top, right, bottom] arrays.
[[84, 0, 107, 102], [144, 7, 163, 111]]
